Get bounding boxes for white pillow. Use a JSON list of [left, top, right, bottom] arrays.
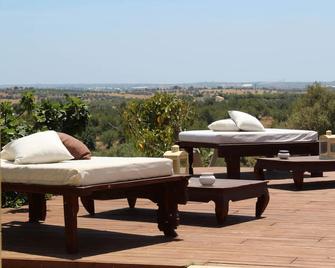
[[0, 130, 74, 164], [208, 119, 240, 131], [1, 140, 15, 160], [228, 110, 265, 131]]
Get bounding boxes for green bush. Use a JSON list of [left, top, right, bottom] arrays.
[[122, 93, 195, 156], [288, 83, 335, 134], [1, 91, 90, 207]]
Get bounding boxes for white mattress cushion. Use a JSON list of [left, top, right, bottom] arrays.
[[179, 128, 318, 144], [208, 119, 240, 131], [1, 157, 173, 186]]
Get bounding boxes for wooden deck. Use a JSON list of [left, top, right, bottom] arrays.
[[3, 168, 335, 268]]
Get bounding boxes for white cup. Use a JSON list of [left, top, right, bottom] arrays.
[[199, 173, 216, 186], [278, 150, 290, 159]]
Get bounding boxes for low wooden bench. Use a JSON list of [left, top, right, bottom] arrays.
[[187, 178, 269, 224], [254, 156, 335, 189], [123, 177, 270, 225]]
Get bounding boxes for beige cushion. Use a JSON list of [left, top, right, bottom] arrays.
[[229, 110, 265, 131], [208, 119, 240, 131], [0, 130, 74, 164], [1, 141, 15, 160]]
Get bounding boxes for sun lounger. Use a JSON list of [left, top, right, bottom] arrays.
[[1, 157, 189, 253], [178, 128, 319, 178]]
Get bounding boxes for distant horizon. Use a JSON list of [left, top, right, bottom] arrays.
[[1, 79, 334, 86], [1, 80, 335, 91], [1, 1, 335, 84]]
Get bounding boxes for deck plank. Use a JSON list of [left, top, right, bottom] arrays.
[[3, 168, 335, 267]]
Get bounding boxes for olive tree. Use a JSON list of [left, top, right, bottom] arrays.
[[122, 93, 195, 156], [287, 83, 335, 134]]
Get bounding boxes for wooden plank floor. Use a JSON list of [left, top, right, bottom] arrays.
[[3, 168, 335, 268]]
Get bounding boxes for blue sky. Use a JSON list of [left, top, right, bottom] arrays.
[[1, 0, 334, 84]]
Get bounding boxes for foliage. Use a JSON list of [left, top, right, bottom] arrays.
[[189, 92, 299, 131], [0, 94, 36, 146], [84, 100, 126, 154], [122, 93, 195, 156], [1, 92, 90, 148], [34, 94, 90, 136], [287, 83, 335, 134], [87, 91, 300, 159], [1, 192, 28, 208], [1, 91, 90, 208]]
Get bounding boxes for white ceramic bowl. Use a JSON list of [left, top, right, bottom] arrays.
[[278, 150, 290, 159], [199, 173, 216, 186]]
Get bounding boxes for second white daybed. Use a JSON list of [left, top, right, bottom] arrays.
[[178, 128, 319, 178]]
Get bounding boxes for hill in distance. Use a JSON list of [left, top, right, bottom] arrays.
[[1, 81, 335, 91]]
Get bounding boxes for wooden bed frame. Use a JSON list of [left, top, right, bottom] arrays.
[[2, 175, 189, 254], [177, 141, 319, 178]]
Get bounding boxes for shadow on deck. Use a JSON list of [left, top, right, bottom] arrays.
[[3, 170, 335, 268]]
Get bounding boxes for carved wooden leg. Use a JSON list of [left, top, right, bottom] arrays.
[[256, 189, 270, 218], [184, 147, 194, 175], [292, 171, 305, 190], [63, 195, 79, 254], [127, 197, 137, 208], [80, 196, 95, 215], [310, 171, 323, 177], [214, 198, 229, 225], [28, 193, 46, 223], [254, 162, 265, 179], [157, 185, 179, 237], [225, 155, 241, 179]]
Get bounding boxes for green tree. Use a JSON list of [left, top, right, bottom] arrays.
[[0, 99, 33, 146], [1, 91, 90, 207], [122, 93, 195, 156], [288, 83, 335, 134], [33, 94, 90, 136]]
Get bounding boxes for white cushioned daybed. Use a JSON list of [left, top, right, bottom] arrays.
[[1, 157, 173, 186], [1, 131, 189, 253], [178, 128, 318, 179], [179, 128, 318, 144], [178, 111, 319, 179]]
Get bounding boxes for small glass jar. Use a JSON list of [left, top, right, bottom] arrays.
[[199, 172, 216, 186], [278, 150, 290, 159]]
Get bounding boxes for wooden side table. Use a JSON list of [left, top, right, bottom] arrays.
[[254, 156, 335, 190], [187, 178, 269, 224]]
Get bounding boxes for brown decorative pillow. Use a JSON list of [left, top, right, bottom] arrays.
[[57, 132, 91, 160]]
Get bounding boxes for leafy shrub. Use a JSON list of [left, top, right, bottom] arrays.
[[122, 93, 195, 156], [1, 91, 90, 207], [288, 83, 335, 134]]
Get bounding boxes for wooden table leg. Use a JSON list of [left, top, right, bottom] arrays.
[[63, 194, 79, 254], [80, 196, 95, 215], [225, 155, 241, 179], [311, 171, 323, 177], [157, 185, 179, 237], [28, 193, 46, 223], [292, 171, 305, 190], [127, 197, 137, 208], [214, 197, 229, 225], [254, 162, 265, 179], [256, 189, 270, 218], [184, 147, 194, 175]]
